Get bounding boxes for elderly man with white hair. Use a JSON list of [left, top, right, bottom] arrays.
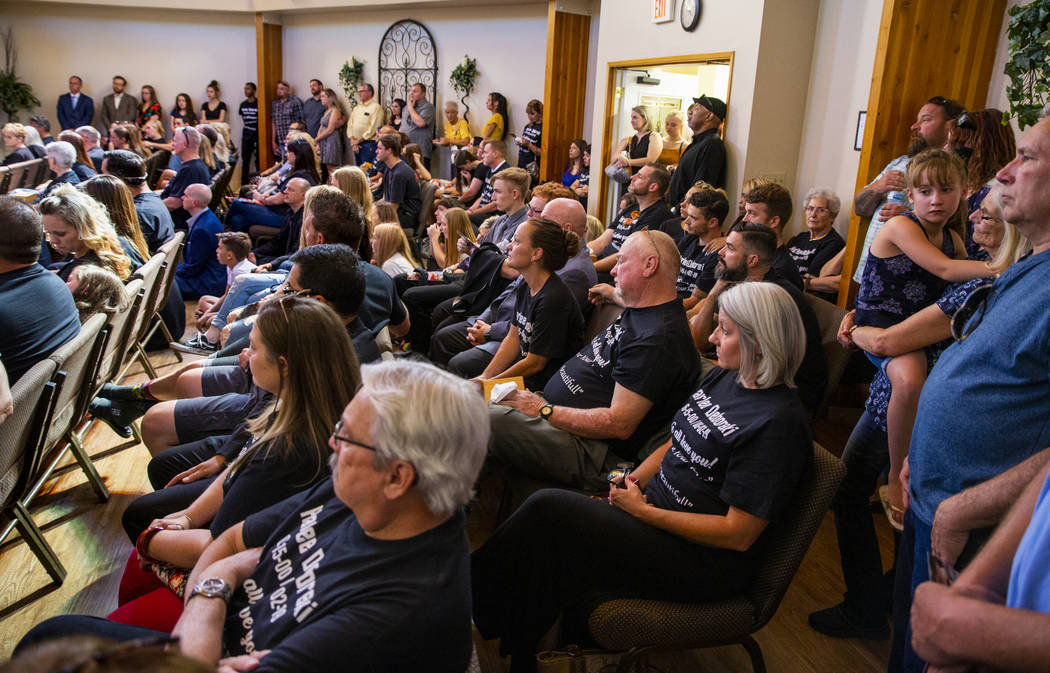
[[37, 141, 80, 201], [16, 361, 488, 673], [75, 125, 104, 172], [161, 126, 212, 228]]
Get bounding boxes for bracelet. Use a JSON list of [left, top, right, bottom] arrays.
[[135, 526, 166, 565]]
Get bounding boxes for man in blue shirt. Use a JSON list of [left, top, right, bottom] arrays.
[[891, 116, 1050, 672], [0, 197, 80, 383]]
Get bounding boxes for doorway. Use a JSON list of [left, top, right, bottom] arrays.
[[597, 53, 733, 223]]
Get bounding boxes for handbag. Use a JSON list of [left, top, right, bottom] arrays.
[[604, 162, 631, 184]]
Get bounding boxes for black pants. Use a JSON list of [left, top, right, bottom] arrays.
[[240, 130, 259, 184], [402, 281, 462, 354], [430, 319, 473, 366], [120, 437, 222, 542], [16, 616, 164, 658]]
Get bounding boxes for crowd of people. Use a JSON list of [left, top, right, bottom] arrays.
[[1, 71, 1048, 673]]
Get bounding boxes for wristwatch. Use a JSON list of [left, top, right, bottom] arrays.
[[539, 403, 555, 421], [188, 577, 233, 604]]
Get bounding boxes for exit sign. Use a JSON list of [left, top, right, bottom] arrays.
[[652, 0, 675, 22]]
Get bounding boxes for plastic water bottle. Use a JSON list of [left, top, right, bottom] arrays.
[[886, 190, 907, 207]]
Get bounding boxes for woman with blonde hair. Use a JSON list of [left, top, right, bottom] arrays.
[[81, 174, 152, 263], [371, 223, 420, 277], [611, 105, 662, 176], [2, 122, 35, 165], [40, 184, 137, 281], [659, 110, 690, 167], [331, 165, 373, 232], [433, 206, 477, 272], [66, 265, 127, 322], [141, 118, 172, 153]]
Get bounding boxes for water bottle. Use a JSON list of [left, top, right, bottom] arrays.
[[886, 190, 907, 207]]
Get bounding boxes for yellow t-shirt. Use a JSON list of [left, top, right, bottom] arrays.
[[483, 113, 504, 141], [444, 118, 471, 143]]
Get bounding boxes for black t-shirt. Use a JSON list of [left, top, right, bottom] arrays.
[[646, 368, 811, 561], [600, 200, 674, 259], [2, 146, 35, 166], [161, 158, 212, 227], [657, 215, 686, 244], [133, 192, 175, 253], [478, 161, 508, 207], [512, 273, 585, 390], [762, 271, 827, 413], [772, 246, 804, 290], [0, 264, 81, 383], [201, 100, 228, 121], [785, 229, 845, 301], [382, 159, 422, 228], [232, 481, 473, 673], [543, 299, 701, 459], [518, 122, 542, 166], [239, 99, 259, 132], [212, 432, 328, 536], [676, 235, 720, 298]]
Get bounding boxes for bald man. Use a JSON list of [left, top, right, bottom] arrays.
[[430, 197, 597, 376], [175, 183, 227, 298], [487, 230, 701, 491], [252, 176, 310, 267]]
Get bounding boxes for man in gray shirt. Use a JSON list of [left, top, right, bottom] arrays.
[[302, 79, 326, 137], [402, 82, 436, 169]]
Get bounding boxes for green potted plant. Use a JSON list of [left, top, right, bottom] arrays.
[[449, 55, 479, 125], [0, 27, 40, 123], [1004, 0, 1050, 129], [339, 57, 366, 108]]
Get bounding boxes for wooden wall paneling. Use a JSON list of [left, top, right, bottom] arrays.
[[541, 2, 590, 184], [837, 0, 1006, 307], [255, 14, 283, 164]]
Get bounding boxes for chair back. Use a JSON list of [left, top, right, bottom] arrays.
[[6, 160, 30, 190], [128, 251, 166, 345], [33, 158, 52, 185], [417, 180, 439, 236], [43, 314, 108, 451], [95, 278, 144, 386], [802, 293, 851, 417], [144, 150, 171, 189], [0, 359, 58, 510], [584, 302, 624, 342], [747, 442, 844, 627], [157, 230, 184, 261], [209, 165, 233, 214], [150, 231, 184, 318]]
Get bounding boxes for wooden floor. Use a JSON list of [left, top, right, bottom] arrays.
[[0, 340, 896, 671]]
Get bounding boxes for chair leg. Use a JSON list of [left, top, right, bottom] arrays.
[[68, 433, 110, 503], [136, 342, 158, 379], [130, 419, 143, 445], [738, 636, 766, 673], [10, 502, 66, 584], [155, 315, 183, 362]]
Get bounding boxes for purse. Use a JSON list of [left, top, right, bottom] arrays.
[[604, 162, 631, 184]]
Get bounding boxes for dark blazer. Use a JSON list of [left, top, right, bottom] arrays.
[[57, 93, 94, 130], [99, 93, 139, 134]]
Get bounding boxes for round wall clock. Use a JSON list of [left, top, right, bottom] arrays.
[[681, 0, 702, 31]]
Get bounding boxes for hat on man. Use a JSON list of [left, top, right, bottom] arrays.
[[693, 95, 727, 121]]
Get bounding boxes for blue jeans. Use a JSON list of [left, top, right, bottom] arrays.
[[225, 199, 286, 234], [831, 409, 895, 623], [210, 271, 287, 330], [890, 510, 929, 673]]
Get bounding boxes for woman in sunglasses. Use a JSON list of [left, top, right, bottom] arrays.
[[111, 296, 361, 631], [811, 184, 1030, 640]]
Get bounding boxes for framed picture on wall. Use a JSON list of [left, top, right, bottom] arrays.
[[854, 111, 866, 151]]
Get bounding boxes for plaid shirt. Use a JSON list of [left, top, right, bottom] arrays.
[[271, 95, 304, 143]]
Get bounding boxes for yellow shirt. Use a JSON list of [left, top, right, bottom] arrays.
[[349, 99, 384, 140], [483, 113, 504, 141], [444, 118, 471, 142]]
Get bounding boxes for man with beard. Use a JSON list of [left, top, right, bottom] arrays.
[[851, 96, 964, 282], [588, 163, 673, 277], [689, 222, 826, 413]]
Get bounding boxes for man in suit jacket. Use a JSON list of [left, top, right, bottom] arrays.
[[175, 183, 227, 298], [57, 76, 94, 131], [99, 75, 138, 138]]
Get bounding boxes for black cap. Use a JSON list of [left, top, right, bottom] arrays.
[[693, 95, 727, 121]]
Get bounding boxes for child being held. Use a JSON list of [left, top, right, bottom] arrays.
[[854, 148, 992, 523]]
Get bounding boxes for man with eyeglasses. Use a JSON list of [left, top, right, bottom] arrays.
[[487, 229, 701, 491], [19, 361, 487, 673], [348, 82, 383, 165], [887, 116, 1050, 673], [851, 96, 965, 284]]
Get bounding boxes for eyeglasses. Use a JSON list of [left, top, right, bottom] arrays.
[[804, 206, 829, 214], [330, 419, 379, 452], [950, 283, 994, 343], [54, 635, 180, 673]]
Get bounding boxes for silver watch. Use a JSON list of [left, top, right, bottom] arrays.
[[188, 576, 233, 603]]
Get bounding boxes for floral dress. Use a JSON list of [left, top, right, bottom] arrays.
[[137, 103, 162, 128]]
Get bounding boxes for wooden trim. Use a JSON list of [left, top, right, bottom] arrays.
[[540, 2, 591, 184], [255, 13, 282, 164], [595, 51, 734, 224]]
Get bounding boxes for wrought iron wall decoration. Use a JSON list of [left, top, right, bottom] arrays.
[[378, 19, 438, 114]]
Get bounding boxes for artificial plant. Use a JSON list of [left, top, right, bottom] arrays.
[[449, 55, 479, 125]]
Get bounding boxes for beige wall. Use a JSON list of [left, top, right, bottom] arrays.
[[0, 2, 255, 141], [792, 0, 883, 238]]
